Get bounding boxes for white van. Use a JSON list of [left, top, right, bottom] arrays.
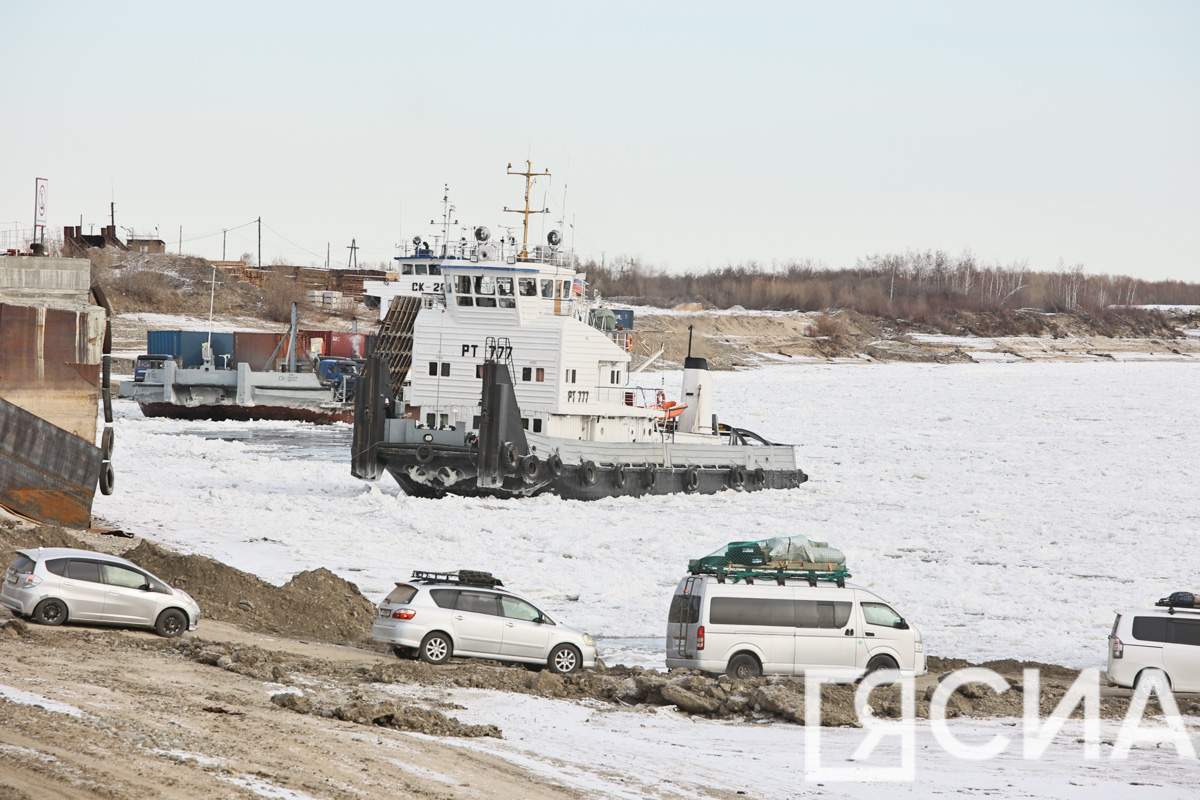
[[1106, 605, 1200, 693], [664, 575, 926, 680]]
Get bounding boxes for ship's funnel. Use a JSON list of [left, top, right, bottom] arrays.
[[677, 355, 712, 434]]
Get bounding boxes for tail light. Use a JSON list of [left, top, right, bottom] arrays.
[[696, 625, 705, 651], [1110, 636, 1123, 659], [21, 574, 42, 589], [391, 608, 416, 620]]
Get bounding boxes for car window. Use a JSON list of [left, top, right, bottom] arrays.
[[796, 600, 852, 629], [66, 560, 102, 583], [862, 602, 903, 628], [1132, 616, 1168, 643], [385, 584, 418, 604], [456, 591, 499, 616], [45, 558, 69, 577], [429, 589, 459, 608], [146, 576, 171, 594], [709, 597, 796, 627], [500, 596, 542, 622], [1169, 619, 1200, 647], [668, 593, 701, 624], [102, 564, 147, 589], [8, 556, 34, 575]]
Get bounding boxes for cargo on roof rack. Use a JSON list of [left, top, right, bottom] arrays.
[[688, 537, 851, 587], [410, 569, 503, 588]]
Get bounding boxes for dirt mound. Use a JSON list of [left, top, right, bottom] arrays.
[[0, 525, 376, 645], [121, 540, 375, 643]]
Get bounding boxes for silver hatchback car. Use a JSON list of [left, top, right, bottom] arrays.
[[372, 570, 598, 673], [1, 547, 201, 637]]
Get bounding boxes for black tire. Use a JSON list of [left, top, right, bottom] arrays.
[[645, 463, 658, 489], [726, 653, 761, 679], [548, 643, 582, 674], [415, 443, 434, 464], [99, 462, 115, 496], [580, 461, 598, 486], [1135, 668, 1171, 695], [32, 598, 67, 626], [729, 464, 746, 488], [753, 466, 766, 486], [613, 464, 627, 488], [864, 655, 900, 684], [101, 426, 115, 461], [102, 355, 114, 423], [520, 454, 540, 483], [500, 442, 519, 473], [419, 632, 452, 664], [547, 453, 563, 477], [684, 465, 701, 491], [155, 608, 187, 638]]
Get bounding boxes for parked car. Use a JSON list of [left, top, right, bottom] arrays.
[[133, 354, 176, 382], [1107, 593, 1200, 694], [1, 548, 201, 638], [664, 574, 926, 681], [372, 570, 598, 674]]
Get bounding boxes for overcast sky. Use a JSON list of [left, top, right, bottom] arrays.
[[2, 1, 1196, 280]]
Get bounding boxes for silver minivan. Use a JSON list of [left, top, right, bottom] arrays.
[[665, 575, 926, 680], [1106, 604, 1200, 694], [1, 548, 201, 637]]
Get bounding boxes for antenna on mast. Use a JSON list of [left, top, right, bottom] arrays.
[[504, 161, 550, 259]]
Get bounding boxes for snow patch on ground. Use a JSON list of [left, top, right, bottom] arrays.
[[0, 684, 85, 717]]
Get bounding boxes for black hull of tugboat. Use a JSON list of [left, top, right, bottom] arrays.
[[378, 446, 807, 500]]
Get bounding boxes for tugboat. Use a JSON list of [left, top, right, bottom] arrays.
[[351, 163, 808, 499]]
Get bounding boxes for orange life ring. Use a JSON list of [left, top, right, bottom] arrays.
[[624, 333, 633, 352], [655, 389, 666, 407]]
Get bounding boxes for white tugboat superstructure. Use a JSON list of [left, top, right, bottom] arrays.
[[351, 164, 807, 499]]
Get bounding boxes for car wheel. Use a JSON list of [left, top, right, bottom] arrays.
[[726, 653, 761, 679], [864, 655, 900, 685], [1135, 668, 1171, 695], [419, 632, 452, 665], [32, 598, 67, 626], [155, 608, 187, 638], [548, 644, 582, 674]]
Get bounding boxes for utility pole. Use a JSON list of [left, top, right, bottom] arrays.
[[346, 239, 358, 269], [110, 201, 115, 230], [178, 225, 182, 255], [326, 242, 330, 269], [257, 216, 262, 269], [222, 229, 227, 261]]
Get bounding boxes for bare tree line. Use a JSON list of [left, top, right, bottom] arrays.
[[584, 250, 1200, 320]]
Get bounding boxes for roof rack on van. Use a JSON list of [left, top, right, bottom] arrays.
[[688, 560, 850, 588], [411, 570, 504, 588]]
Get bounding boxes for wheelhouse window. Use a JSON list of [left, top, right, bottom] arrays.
[[474, 275, 495, 295], [455, 275, 472, 293], [401, 264, 414, 275], [497, 277, 515, 308], [429, 265, 442, 275], [519, 278, 537, 296], [415, 264, 428, 276], [540, 279, 553, 298]]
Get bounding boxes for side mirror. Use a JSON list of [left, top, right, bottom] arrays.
[[141, 583, 152, 592], [896, 619, 909, 630]]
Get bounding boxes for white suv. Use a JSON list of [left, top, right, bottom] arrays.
[[1107, 592, 1200, 694], [372, 570, 598, 674]]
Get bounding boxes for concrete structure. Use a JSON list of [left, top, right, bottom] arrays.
[[127, 237, 166, 254], [62, 225, 127, 257]]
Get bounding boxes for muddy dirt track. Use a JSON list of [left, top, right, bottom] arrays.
[[2, 523, 1198, 799]]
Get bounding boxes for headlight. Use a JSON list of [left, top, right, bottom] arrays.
[[582, 634, 596, 647]]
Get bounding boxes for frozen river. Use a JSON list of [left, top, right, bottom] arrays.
[[94, 361, 1199, 670]]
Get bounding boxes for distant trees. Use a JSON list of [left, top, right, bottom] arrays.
[[584, 249, 1200, 320]]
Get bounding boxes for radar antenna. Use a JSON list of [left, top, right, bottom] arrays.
[[503, 161, 550, 259]]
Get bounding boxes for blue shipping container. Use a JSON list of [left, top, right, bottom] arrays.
[[146, 330, 234, 368], [611, 309, 635, 330]]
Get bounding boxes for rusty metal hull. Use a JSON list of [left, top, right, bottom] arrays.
[[136, 401, 352, 425], [0, 396, 102, 528]]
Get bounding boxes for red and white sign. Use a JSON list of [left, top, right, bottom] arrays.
[[34, 178, 48, 228]]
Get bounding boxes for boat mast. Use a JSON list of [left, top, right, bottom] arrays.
[[504, 161, 549, 259]]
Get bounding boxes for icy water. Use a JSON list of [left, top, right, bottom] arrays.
[[97, 361, 1199, 670]]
